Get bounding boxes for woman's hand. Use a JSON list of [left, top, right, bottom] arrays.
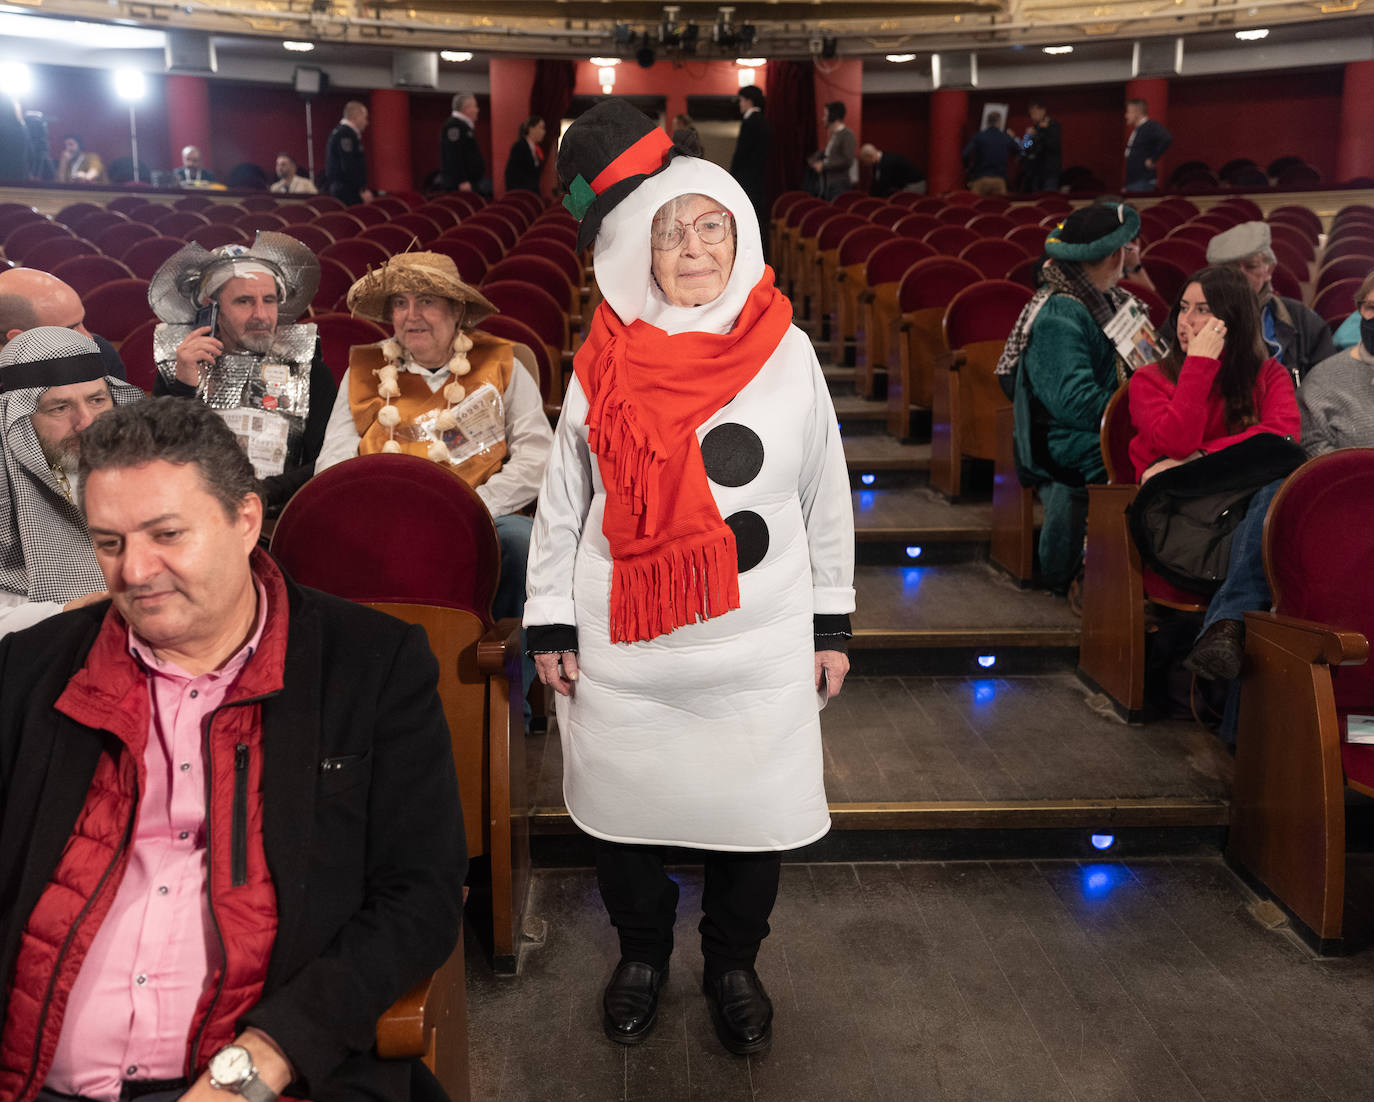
[[1188, 317, 1226, 361], [1140, 450, 1205, 483], [535, 651, 579, 697], [815, 650, 849, 701]]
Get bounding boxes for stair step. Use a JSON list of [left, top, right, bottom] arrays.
[[843, 436, 929, 472], [853, 561, 1075, 635]]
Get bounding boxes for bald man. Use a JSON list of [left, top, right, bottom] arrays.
[[0, 267, 127, 380]]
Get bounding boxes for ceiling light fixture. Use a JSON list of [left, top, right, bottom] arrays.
[[0, 12, 165, 49], [736, 57, 766, 66], [589, 56, 620, 66], [1042, 45, 1074, 54], [283, 41, 314, 52], [886, 53, 917, 63], [439, 50, 473, 62], [1235, 28, 1270, 40]]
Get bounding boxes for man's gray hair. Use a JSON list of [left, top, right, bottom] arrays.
[[452, 92, 476, 113], [79, 396, 261, 520], [0, 294, 39, 345]]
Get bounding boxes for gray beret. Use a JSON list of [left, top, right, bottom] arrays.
[[1206, 221, 1272, 265]]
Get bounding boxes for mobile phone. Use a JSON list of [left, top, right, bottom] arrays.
[[194, 301, 219, 339]]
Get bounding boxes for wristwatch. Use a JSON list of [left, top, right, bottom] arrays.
[[208, 1044, 279, 1102]]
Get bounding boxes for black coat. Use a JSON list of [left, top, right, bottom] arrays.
[[0, 571, 467, 1100], [1023, 119, 1062, 185], [1124, 119, 1171, 186], [1273, 295, 1337, 381], [870, 151, 923, 198], [173, 166, 218, 185], [729, 110, 771, 210], [504, 138, 542, 194], [325, 122, 367, 205], [439, 116, 486, 194], [963, 127, 1020, 181]]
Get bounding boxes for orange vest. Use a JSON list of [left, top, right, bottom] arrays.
[[348, 331, 515, 490]]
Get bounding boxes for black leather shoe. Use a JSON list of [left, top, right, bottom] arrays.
[[702, 969, 773, 1055], [1184, 618, 1245, 681], [602, 960, 668, 1045]]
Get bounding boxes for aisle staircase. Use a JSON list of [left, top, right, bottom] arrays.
[[525, 318, 1232, 861]]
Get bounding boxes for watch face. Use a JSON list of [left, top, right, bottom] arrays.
[[211, 1045, 253, 1085]]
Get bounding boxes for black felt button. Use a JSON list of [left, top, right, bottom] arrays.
[[701, 423, 764, 487], [725, 510, 769, 572]]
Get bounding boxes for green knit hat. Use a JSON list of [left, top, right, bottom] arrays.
[[1044, 202, 1141, 261]]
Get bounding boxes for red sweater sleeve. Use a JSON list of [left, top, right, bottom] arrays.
[[1127, 356, 1221, 479]]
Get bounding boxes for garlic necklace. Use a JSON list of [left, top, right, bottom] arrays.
[[374, 330, 474, 463]]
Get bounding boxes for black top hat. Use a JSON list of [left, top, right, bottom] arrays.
[[557, 99, 680, 251]]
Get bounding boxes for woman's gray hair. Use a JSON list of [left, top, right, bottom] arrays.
[[78, 396, 262, 520]]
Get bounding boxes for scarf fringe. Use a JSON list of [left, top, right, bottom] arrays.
[[584, 333, 663, 530], [609, 528, 740, 644]]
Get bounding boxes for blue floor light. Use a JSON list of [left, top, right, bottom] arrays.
[[860, 473, 876, 486], [1090, 833, 1116, 850], [905, 545, 923, 559], [976, 654, 996, 669]]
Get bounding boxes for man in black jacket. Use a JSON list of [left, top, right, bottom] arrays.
[[325, 101, 372, 206], [962, 112, 1019, 195], [858, 143, 924, 198], [1206, 220, 1335, 381], [1123, 97, 1171, 193], [440, 92, 489, 196], [0, 397, 465, 1102], [1021, 101, 1062, 192], [729, 85, 771, 255]]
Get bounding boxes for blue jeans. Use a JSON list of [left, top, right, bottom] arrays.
[[1124, 178, 1156, 193], [1200, 479, 1283, 633]]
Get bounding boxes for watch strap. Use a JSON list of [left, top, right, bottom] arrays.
[[238, 1072, 278, 1102]]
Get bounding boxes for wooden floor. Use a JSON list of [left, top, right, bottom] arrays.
[[466, 857, 1374, 1101]]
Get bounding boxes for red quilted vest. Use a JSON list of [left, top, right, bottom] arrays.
[[0, 553, 290, 1102]]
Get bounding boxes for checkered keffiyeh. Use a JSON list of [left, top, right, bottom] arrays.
[[0, 328, 144, 604]]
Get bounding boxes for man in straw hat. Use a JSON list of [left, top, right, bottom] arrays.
[[316, 251, 552, 657], [0, 326, 143, 637], [148, 232, 335, 514]]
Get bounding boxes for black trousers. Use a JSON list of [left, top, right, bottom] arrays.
[[595, 839, 781, 978]]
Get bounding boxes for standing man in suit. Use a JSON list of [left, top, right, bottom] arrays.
[[1123, 97, 1171, 193], [325, 101, 372, 206], [440, 92, 489, 197], [808, 101, 856, 201], [729, 85, 771, 258], [1021, 101, 1062, 192], [504, 115, 546, 195]]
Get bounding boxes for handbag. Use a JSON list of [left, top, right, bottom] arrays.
[[1127, 432, 1307, 594]]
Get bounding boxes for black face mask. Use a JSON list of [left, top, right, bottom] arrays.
[[1362, 315, 1374, 356]]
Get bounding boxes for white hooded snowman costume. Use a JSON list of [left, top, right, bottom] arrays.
[[524, 154, 854, 852]]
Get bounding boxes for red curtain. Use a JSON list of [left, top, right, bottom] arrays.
[[531, 59, 575, 166], [765, 60, 817, 204]]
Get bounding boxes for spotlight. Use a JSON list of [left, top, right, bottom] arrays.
[[113, 68, 146, 101], [859, 473, 875, 486], [905, 546, 922, 559], [1090, 833, 1116, 850], [0, 60, 31, 97], [976, 654, 996, 669]]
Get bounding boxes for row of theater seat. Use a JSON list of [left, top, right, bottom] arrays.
[[0, 187, 591, 414]]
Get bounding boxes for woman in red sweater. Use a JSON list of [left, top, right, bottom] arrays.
[[1128, 265, 1300, 683]]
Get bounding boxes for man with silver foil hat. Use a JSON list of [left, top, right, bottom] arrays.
[[0, 326, 143, 637], [148, 232, 337, 513]]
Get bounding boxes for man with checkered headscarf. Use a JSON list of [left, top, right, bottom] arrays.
[[0, 326, 143, 636]]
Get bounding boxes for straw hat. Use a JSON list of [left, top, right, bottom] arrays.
[[346, 252, 497, 326]]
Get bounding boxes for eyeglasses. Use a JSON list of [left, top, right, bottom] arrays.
[[650, 209, 733, 251]]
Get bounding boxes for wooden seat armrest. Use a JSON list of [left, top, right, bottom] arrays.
[[1243, 611, 1370, 667], [858, 289, 876, 304], [560, 349, 574, 371], [477, 617, 523, 677], [376, 973, 436, 1059], [948, 348, 967, 371], [896, 310, 917, 334], [1087, 481, 1138, 506], [835, 270, 850, 283]]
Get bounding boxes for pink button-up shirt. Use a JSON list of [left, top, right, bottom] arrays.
[[47, 587, 267, 1100]]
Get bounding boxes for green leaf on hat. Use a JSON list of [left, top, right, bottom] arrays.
[[563, 174, 595, 221]]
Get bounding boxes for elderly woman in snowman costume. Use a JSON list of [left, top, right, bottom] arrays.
[[525, 100, 854, 1056]]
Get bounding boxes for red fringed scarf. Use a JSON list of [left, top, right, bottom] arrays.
[[575, 269, 793, 644]]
